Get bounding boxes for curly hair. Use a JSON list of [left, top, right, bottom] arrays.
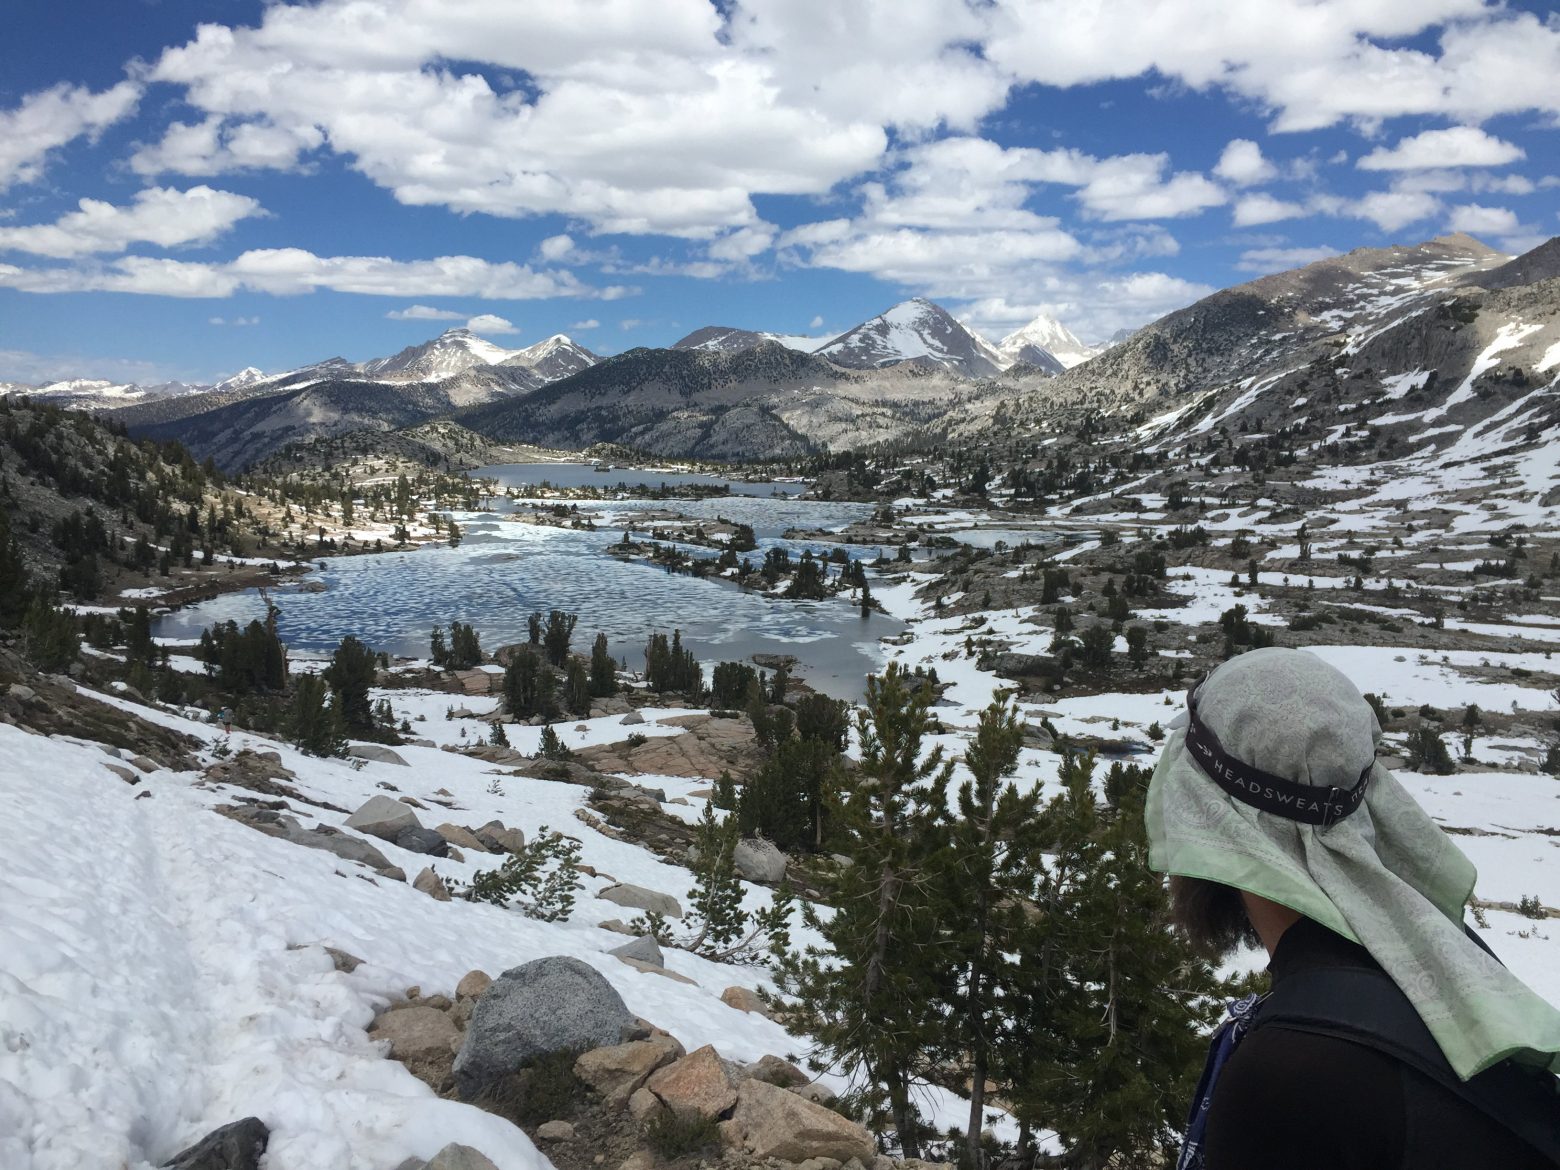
[[1169, 874, 1260, 959]]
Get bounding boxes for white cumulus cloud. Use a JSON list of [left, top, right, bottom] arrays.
[[1357, 126, 1525, 171], [465, 313, 518, 334], [0, 81, 140, 190], [1214, 139, 1278, 186], [0, 249, 618, 300], [0, 186, 264, 258]]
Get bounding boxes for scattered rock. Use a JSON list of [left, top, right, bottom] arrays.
[[733, 839, 787, 884], [620, 711, 646, 726], [395, 824, 451, 857], [537, 1121, 577, 1142], [620, 957, 697, 984], [425, 1144, 501, 1170], [456, 969, 492, 1001], [161, 1116, 269, 1170], [371, 1004, 462, 1082], [619, 1152, 656, 1170], [628, 1085, 667, 1124], [720, 1079, 874, 1164], [598, 919, 638, 936], [324, 946, 363, 973], [436, 823, 491, 853], [574, 1037, 683, 1111], [7, 683, 36, 701], [347, 743, 410, 766], [609, 935, 665, 967], [301, 825, 405, 880], [345, 794, 421, 841], [474, 820, 526, 854], [720, 986, 776, 1019], [130, 755, 159, 773], [745, 1054, 808, 1088], [453, 956, 639, 1100], [103, 762, 140, 784], [645, 1044, 739, 1121], [413, 867, 451, 901], [599, 883, 683, 919]]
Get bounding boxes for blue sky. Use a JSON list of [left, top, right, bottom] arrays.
[[1, 0, 1556, 384]]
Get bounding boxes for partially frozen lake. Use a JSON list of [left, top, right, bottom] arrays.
[[156, 491, 902, 700]]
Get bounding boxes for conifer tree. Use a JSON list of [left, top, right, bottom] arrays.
[[1008, 754, 1220, 1168], [325, 634, 378, 734], [430, 625, 448, 667], [588, 632, 618, 697], [0, 509, 31, 629], [944, 701, 1044, 1169], [503, 646, 557, 720], [778, 661, 954, 1157], [566, 658, 591, 717], [543, 609, 578, 667], [290, 673, 346, 757]]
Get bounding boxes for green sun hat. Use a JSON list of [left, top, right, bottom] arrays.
[[1145, 646, 1560, 1079]]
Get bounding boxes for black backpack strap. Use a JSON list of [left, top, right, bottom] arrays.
[[1252, 965, 1560, 1166]]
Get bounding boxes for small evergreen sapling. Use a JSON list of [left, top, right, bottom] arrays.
[[464, 826, 582, 921]]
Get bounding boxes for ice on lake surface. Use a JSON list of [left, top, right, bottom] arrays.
[[475, 461, 807, 498], [156, 494, 903, 700]]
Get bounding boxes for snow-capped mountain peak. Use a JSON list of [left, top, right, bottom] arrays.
[[997, 313, 1097, 371], [499, 334, 599, 380], [817, 298, 1005, 378], [359, 328, 522, 382], [210, 367, 270, 393]]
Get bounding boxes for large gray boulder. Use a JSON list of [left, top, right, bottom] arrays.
[[394, 825, 450, 857], [733, 839, 787, 884], [453, 956, 638, 1100], [599, 883, 683, 919], [348, 744, 410, 766], [345, 795, 421, 841], [162, 1117, 269, 1170], [609, 935, 665, 967]]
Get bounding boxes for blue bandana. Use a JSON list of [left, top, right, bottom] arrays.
[[1177, 993, 1262, 1170]]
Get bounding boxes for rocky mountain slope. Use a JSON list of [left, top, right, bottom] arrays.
[[814, 298, 1006, 378], [671, 326, 829, 355], [955, 232, 1559, 457], [455, 340, 1008, 461]]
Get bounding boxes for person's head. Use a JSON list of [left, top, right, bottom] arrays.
[[1144, 646, 1560, 1078]]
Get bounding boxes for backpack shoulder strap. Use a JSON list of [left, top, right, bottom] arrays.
[[1252, 965, 1560, 1167]]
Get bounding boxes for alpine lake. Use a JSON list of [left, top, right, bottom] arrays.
[[155, 463, 923, 700]]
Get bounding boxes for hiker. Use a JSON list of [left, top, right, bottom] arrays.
[[1146, 647, 1560, 1170], [218, 705, 233, 735]]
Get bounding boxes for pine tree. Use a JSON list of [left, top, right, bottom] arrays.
[[538, 723, 572, 760], [430, 625, 449, 667], [543, 609, 578, 667], [503, 646, 557, 720], [290, 673, 346, 757], [566, 658, 591, 716], [588, 632, 617, 696], [944, 701, 1044, 1169], [778, 661, 954, 1156], [325, 634, 378, 734], [1008, 754, 1221, 1168], [685, 802, 747, 954], [0, 510, 31, 629]]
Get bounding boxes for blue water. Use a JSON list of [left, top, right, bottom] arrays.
[[475, 462, 807, 498], [155, 497, 902, 701]]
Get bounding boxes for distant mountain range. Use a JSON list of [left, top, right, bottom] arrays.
[[13, 231, 1554, 472]]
